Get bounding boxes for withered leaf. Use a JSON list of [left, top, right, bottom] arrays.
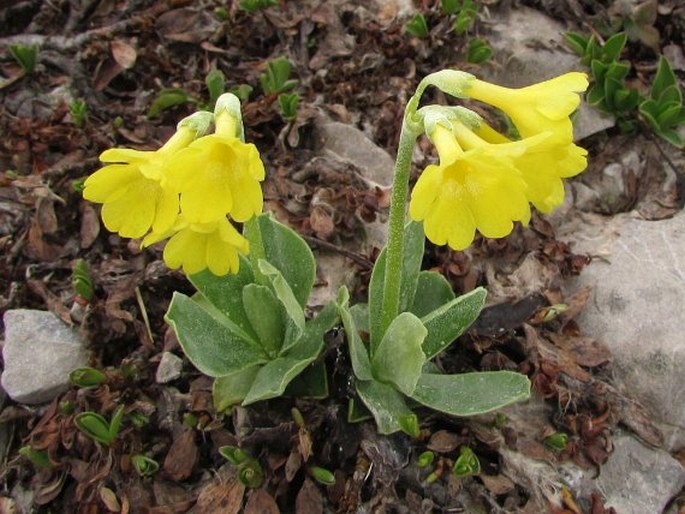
[[244, 489, 279, 514], [479, 474, 515, 495], [163, 429, 198, 481], [427, 430, 461, 453], [295, 479, 322, 514], [111, 40, 137, 69], [196, 476, 245, 514]]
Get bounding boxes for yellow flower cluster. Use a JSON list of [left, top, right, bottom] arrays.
[[409, 72, 589, 250], [83, 96, 265, 276]]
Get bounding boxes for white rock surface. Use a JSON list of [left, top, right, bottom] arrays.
[[565, 210, 685, 450], [155, 352, 183, 384], [596, 433, 685, 514], [2, 309, 88, 404]]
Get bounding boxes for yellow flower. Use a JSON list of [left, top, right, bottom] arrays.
[[464, 72, 588, 143], [165, 110, 265, 224], [145, 217, 249, 276], [83, 123, 199, 238], [460, 122, 588, 213], [409, 125, 532, 250]]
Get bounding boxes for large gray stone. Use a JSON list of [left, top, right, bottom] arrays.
[[1, 309, 88, 404], [596, 433, 685, 514], [566, 210, 685, 450]]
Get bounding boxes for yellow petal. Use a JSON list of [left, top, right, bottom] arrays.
[[83, 164, 139, 203], [99, 148, 151, 163], [206, 235, 234, 276], [409, 165, 443, 221]]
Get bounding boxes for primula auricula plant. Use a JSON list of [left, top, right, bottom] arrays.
[[84, 68, 588, 435]]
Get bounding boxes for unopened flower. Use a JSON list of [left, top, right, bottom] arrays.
[[464, 72, 589, 143], [145, 217, 249, 276], [409, 124, 533, 250], [166, 109, 265, 225]]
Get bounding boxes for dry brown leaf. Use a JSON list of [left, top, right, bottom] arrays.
[[547, 333, 611, 368], [309, 205, 335, 240], [244, 489, 280, 514], [80, 202, 100, 249], [427, 430, 461, 453], [98, 486, 120, 512], [163, 430, 198, 481], [295, 479, 323, 514], [196, 476, 245, 514], [479, 474, 515, 495], [111, 40, 137, 69]]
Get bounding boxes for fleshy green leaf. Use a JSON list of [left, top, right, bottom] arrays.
[[242, 357, 313, 405], [189, 256, 257, 341], [368, 221, 425, 352], [421, 287, 486, 360], [242, 284, 283, 356], [410, 371, 531, 416], [213, 365, 260, 411], [564, 31, 589, 57], [602, 32, 627, 62], [337, 287, 372, 381], [410, 271, 455, 318], [257, 213, 315, 309], [356, 380, 415, 435], [349, 303, 369, 334], [651, 56, 677, 101], [285, 360, 329, 399], [258, 260, 305, 353], [74, 413, 113, 445], [147, 88, 193, 118], [371, 312, 427, 396], [166, 292, 267, 377], [288, 301, 339, 360]]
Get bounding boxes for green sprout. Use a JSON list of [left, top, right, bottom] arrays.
[[453, 446, 480, 477], [278, 92, 300, 121], [406, 14, 429, 38], [417, 450, 435, 468], [69, 99, 88, 127], [147, 88, 194, 118], [467, 37, 492, 64], [131, 454, 159, 477], [239, 0, 278, 13], [72, 259, 94, 303], [219, 446, 264, 488], [205, 69, 226, 111], [229, 84, 254, 103], [74, 405, 125, 446], [544, 432, 569, 451], [69, 367, 106, 388], [9, 44, 39, 74], [19, 446, 52, 469], [308, 466, 336, 486], [453, 0, 478, 35], [259, 57, 297, 95], [639, 56, 685, 147]]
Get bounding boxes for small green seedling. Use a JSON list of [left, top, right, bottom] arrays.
[[69, 99, 88, 127], [417, 450, 435, 468], [219, 446, 264, 488], [259, 57, 297, 95], [19, 446, 52, 469], [131, 454, 159, 477], [74, 405, 125, 446], [453, 446, 480, 477], [639, 56, 685, 147], [544, 432, 569, 451], [229, 84, 253, 103], [205, 69, 226, 111], [453, 0, 478, 35], [467, 37, 492, 64], [308, 466, 336, 486], [69, 367, 106, 388], [406, 14, 429, 38], [147, 88, 194, 118], [239, 0, 278, 13], [9, 44, 39, 74], [278, 92, 300, 121], [72, 259, 94, 303]]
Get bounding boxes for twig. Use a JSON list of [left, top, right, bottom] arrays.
[[301, 235, 374, 270]]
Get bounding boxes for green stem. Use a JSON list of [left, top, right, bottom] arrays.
[[244, 216, 267, 285], [379, 109, 422, 338]]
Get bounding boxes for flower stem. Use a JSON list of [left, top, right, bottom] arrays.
[[244, 216, 267, 285], [379, 114, 421, 338]]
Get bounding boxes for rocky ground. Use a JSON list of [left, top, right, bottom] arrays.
[[0, 0, 684, 512]]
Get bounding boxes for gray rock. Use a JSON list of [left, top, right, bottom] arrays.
[[566, 210, 685, 450], [481, 6, 615, 141], [596, 433, 685, 514], [155, 352, 183, 384], [1, 309, 88, 404], [314, 118, 395, 188]]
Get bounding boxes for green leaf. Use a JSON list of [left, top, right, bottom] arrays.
[[410, 271, 455, 318], [441, 0, 458, 15], [147, 88, 193, 118], [337, 287, 372, 381], [406, 13, 429, 38], [590, 60, 608, 84], [75, 412, 113, 445], [421, 287, 486, 360], [654, 128, 684, 148], [285, 360, 329, 399], [657, 85, 682, 106], [260, 57, 296, 95], [349, 303, 369, 334], [467, 38, 492, 64], [410, 371, 531, 416], [257, 213, 315, 309], [602, 32, 627, 62], [356, 380, 415, 435], [651, 56, 677, 101], [371, 313, 427, 396], [258, 260, 305, 353], [453, 446, 480, 477], [368, 221, 425, 352], [287, 301, 339, 360], [606, 61, 630, 81], [9, 44, 39, 74], [166, 292, 267, 377], [242, 284, 284, 356], [278, 92, 300, 121], [213, 365, 261, 411], [656, 103, 684, 127], [189, 256, 258, 340], [564, 31, 589, 56], [205, 69, 226, 109], [243, 357, 314, 405]]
